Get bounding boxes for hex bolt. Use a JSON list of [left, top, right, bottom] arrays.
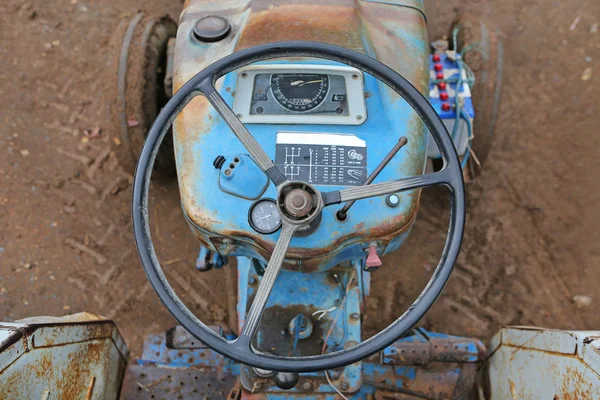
[[302, 381, 312, 390]]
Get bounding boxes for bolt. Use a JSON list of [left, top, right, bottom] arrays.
[[302, 381, 312, 390], [350, 313, 360, 321], [249, 277, 256, 284], [340, 382, 350, 391], [254, 382, 262, 390]]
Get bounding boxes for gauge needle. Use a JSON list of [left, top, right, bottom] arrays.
[[290, 79, 323, 87]]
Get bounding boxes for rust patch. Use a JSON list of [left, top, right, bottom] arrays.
[[236, 4, 364, 52], [559, 366, 594, 400]]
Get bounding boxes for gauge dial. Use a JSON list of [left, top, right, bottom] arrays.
[[248, 198, 282, 234], [271, 73, 329, 112]]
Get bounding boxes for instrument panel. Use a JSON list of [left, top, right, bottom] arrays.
[[233, 65, 367, 125]]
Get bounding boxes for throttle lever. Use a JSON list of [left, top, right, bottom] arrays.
[[336, 136, 408, 220]]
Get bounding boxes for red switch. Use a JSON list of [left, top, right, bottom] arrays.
[[438, 82, 447, 90], [441, 103, 451, 111], [434, 63, 443, 72], [440, 92, 449, 101], [436, 72, 444, 80], [365, 245, 382, 271], [432, 54, 441, 62]]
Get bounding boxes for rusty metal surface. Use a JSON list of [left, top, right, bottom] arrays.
[[0, 313, 128, 400], [485, 327, 600, 399], [171, 0, 430, 270], [121, 363, 238, 399], [382, 329, 486, 365]]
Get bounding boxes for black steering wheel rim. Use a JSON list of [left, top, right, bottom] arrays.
[[132, 41, 465, 372]]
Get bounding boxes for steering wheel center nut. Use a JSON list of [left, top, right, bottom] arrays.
[[277, 181, 322, 222], [285, 188, 313, 217]]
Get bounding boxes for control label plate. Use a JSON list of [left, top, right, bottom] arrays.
[[275, 132, 367, 186]]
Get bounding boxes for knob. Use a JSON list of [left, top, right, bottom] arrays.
[[274, 372, 299, 390], [365, 245, 382, 272]]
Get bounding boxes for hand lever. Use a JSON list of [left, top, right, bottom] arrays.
[[336, 137, 408, 221]]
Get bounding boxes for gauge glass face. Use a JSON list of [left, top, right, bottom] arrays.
[[249, 199, 282, 234], [271, 73, 329, 112]]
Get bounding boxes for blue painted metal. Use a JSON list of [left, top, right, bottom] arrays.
[[196, 246, 228, 270], [173, 0, 431, 275], [179, 63, 424, 273], [131, 319, 483, 398], [428, 53, 475, 120], [218, 153, 270, 200], [428, 52, 475, 158]]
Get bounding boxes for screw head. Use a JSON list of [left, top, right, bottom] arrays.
[[302, 381, 312, 390], [340, 382, 350, 391]]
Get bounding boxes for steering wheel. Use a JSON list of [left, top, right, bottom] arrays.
[[132, 41, 465, 372]]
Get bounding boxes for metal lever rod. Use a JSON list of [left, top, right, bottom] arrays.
[[337, 136, 408, 220]]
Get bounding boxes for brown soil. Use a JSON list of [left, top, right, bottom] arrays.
[[0, 0, 598, 357]]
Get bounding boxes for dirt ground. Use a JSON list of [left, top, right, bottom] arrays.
[[0, 0, 598, 358]]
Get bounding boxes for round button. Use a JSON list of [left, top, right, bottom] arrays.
[[436, 72, 444, 80], [386, 194, 400, 207], [440, 92, 449, 101], [441, 103, 451, 112], [432, 54, 441, 62], [192, 15, 231, 42], [438, 82, 447, 90], [434, 64, 443, 72]]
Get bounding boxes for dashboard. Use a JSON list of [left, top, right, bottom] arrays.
[[232, 65, 367, 125]]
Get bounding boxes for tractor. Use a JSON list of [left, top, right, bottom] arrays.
[[1, 1, 599, 399]]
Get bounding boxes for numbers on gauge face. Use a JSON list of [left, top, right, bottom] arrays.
[[271, 73, 329, 112], [248, 198, 282, 234]]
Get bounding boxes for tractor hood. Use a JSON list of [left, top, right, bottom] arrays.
[[172, 0, 430, 271]]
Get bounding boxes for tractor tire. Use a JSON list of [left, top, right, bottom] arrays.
[[449, 16, 503, 179], [107, 13, 177, 179]]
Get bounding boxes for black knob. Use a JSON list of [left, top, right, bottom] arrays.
[[213, 155, 226, 169], [274, 372, 299, 390]]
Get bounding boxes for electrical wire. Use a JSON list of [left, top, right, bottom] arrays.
[[325, 370, 349, 400], [321, 268, 356, 399]]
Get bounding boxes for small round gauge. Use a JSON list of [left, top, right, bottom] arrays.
[[248, 198, 282, 234], [271, 73, 329, 112]]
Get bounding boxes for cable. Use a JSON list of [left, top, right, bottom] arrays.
[[325, 370, 349, 400], [321, 269, 356, 399]]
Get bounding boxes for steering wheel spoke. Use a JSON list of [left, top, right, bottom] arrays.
[[238, 222, 298, 345], [199, 80, 287, 186], [322, 170, 451, 206]]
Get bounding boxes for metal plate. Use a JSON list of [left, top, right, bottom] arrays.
[[233, 64, 367, 125], [121, 363, 238, 400]]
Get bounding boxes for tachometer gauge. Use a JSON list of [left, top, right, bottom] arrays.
[[248, 198, 282, 234], [271, 73, 329, 112]]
